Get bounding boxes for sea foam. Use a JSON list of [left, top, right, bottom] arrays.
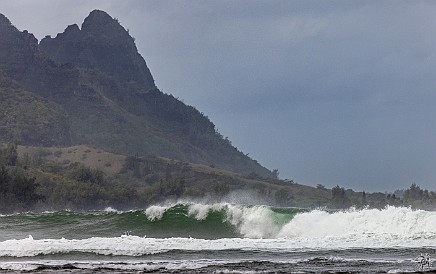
[[3, 205, 436, 258], [277, 206, 436, 239]]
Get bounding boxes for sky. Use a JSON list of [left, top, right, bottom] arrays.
[[1, 0, 436, 192]]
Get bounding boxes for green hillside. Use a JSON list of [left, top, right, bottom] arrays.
[[0, 76, 71, 146]]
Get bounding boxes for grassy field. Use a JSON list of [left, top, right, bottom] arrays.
[[18, 145, 125, 175]]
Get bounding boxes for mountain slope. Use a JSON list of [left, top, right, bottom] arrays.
[[0, 10, 274, 178], [0, 76, 71, 146]]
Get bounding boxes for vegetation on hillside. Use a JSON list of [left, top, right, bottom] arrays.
[[0, 76, 71, 146], [0, 143, 435, 213], [3, 143, 326, 212]]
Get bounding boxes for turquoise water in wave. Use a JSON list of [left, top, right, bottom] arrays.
[[0, 203, 436, 273]]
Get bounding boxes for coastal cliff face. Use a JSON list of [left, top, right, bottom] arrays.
[[0, 10, 274, 178]]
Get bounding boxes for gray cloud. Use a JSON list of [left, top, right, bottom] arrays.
[[1, 0, 436, 191]]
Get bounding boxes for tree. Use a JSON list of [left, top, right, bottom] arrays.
[[0, 143, 18, 166], [69, 163, 104, 185], [0, 166, 41, 212], [158, 179, 185, 197], [404, 183, 424, 202], [316, 184, 326, 190], [331, 185, 348, 209], [362, 191, 367, 205], [272, 169, 280, 179]]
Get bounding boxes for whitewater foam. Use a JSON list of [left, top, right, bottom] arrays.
[[1, 223, 436, 258], [145, 205, 169, 221], [0, 260, 216, 272], [1, 204, 433, 273], [103, 207, 119, 213], [225, 204, 280, 238], [187, 203, 226, 220], [139, 202, 436, 240], [143, 202, 284, 238], [2, 205, 436, 257], [277, 206, 436, 239]]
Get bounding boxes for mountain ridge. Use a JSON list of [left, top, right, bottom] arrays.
[[0, 10, 274, 179], [40, 10, 155, 90]]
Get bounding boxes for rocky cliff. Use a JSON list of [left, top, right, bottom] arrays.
[[0, 10, 274, 178]]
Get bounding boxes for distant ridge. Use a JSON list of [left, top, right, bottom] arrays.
[[0, 10, 274, 178]]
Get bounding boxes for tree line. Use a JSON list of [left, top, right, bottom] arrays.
[[2, 142, 436, 213], [330, 183, 436, 210], [0, 143, 41, 212]]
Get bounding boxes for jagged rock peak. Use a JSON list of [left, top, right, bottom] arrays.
[[0, 12, 37, 43], [0, 13, 18, 32], [65, 24, 80, 33], [0, 13, 40, 81], [0, 13, 12, 26], [83, 9, 113, 25], [81, 9, 130, 38], [52, 24, 80, 40], [0, 13, 34, 40], [39, 9, 155, 90]]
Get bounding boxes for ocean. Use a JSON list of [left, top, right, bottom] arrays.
[[0, 203, 435, 273]]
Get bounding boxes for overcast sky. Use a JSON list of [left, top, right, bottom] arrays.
[[1, 0, 436, 192]]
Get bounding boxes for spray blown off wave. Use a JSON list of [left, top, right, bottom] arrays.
[[1, 204, 436, 257], [1, 204, 436, 240], [0, 203, 302, 240], [2, 204, 436, 273]]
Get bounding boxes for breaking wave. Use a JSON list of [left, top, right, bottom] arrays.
[[1, 204, 436, 258]]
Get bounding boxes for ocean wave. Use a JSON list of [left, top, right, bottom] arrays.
[[1, 204, 436, 243], [1, 234, 436, 258]]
